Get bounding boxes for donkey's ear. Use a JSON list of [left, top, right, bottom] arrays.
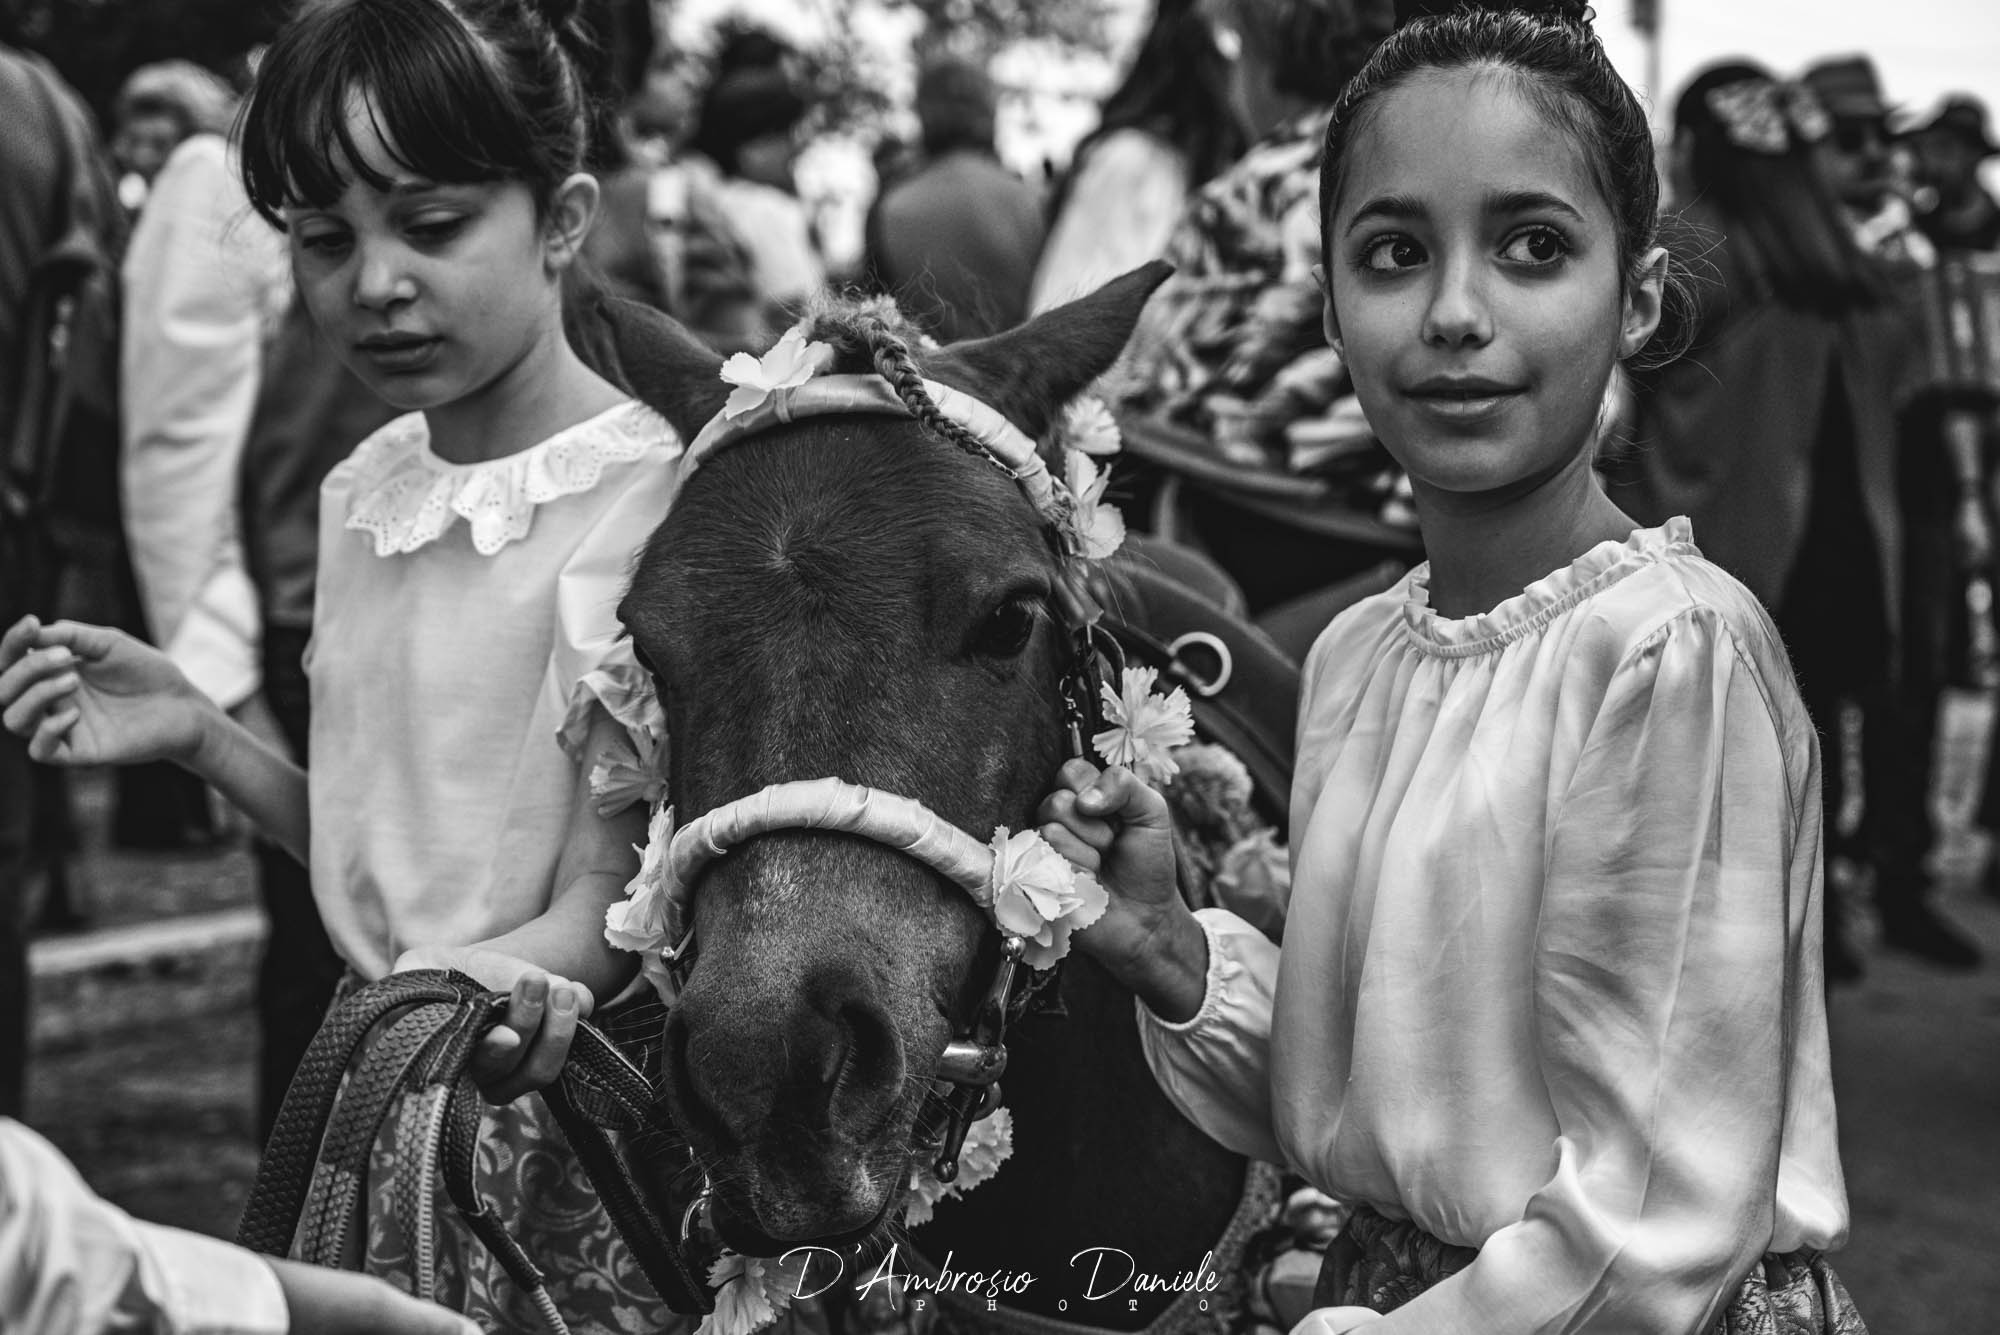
[[595, 297, 733, 441], [926, 261, 1173, 438]]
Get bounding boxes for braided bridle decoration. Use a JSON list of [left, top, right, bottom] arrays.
[[861, 321, 1001, 465]]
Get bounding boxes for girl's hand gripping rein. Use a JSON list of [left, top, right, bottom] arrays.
[[390, 945, 595, 1106]]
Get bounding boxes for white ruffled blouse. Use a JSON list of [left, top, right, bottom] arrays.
[[1138, 520, 1849, 1335], [307, 401, 680, 978]]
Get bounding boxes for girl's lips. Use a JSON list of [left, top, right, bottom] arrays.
[[1404, 386, 1524, 422], [357, 337, 441, 374]]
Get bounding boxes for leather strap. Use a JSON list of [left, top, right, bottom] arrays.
[[237, 970, 714, 1317]]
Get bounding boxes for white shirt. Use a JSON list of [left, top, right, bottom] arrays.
[[308, 401, 681, 978], [1029, 129, 1191, 314], [0, 1118, 288, 1334], [1138, 520, 1848, 1335], [119, 134, 290, 709]]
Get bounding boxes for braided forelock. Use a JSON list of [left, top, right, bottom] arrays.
[[797, 303, 1000, 465]]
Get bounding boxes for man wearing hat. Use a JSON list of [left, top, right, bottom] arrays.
[[1801, 54, 1931, 258], [1912, 94, 2000, 252]]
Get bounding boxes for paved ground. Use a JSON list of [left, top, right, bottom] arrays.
[[21, 698, 2000, 1331]]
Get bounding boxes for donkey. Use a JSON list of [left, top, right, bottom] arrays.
[[609, 264, 1261, 1330]]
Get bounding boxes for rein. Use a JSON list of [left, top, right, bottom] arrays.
[[236, 970, 713, 1326]]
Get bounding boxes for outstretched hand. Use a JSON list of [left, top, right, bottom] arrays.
[[1037, 759, 1208, 1022], [391, 945, 595, 1105], [0, 615, 211, 766]]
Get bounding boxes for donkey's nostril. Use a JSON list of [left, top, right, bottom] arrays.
[[840, 1002, 902, 1089], [823, 1000, 904, 1129]]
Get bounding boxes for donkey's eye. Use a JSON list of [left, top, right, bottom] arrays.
[[972, 600, 1040, 659]]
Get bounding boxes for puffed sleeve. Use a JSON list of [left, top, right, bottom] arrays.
[[545, 432, 682, 763], [1356, 606, 1816, 1334], [1134, 908, 1285, 1164], [0, 1118, 289, 1335]]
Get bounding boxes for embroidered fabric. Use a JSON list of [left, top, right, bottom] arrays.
[[343, 401, 670, 557]]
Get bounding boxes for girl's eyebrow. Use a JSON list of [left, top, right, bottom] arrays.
[[1343, 193, 1427, 235], [1485, 189, 1585, 223], [1343, 188, 1586, 235]]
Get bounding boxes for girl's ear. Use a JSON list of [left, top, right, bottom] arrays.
[[1619, 245, 1669, 359], [545, 172, 601, 272], [1316, 267, 1344, 354]]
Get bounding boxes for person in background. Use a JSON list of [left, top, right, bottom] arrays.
[[1802, 55, 1931, 265], [1114, 0, 1398, 441], [1027, 0, 1245, 313], [1909, 95, 2000, 253], [574, 0, 673, 311], [1105, 0, 1401, 615], [108, 59, 237, 215], [1, 1116, 478, 1335], [0, 35, 123, 1120], [864, 52, 1045, 343], [1801, 53, 1985, 970], [1608, 60, 1942, 981], [1901, 96, 2000, 898], [684, 24, 824, 336], [121, 130, 289, 749]]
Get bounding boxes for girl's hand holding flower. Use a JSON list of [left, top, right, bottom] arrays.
[[391, 945, 594, 1105], [1037, 759, 1208, 1022]]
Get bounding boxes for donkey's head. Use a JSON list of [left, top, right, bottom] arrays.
[[616, 265, 1169, 1252]]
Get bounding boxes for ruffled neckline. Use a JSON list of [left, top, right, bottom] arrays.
[[1402, 517, 1698, 657], [343, 401, 673, 556]]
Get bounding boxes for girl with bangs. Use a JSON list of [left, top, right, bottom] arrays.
[[0, 0, 686, 1327]]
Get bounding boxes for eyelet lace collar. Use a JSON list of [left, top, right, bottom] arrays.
[[343, 401, 670, 556]]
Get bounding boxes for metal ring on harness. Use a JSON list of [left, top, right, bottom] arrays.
[[1166, 630, 1234, 698]]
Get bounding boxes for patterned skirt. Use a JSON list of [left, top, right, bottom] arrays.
[[1312, 1205, 1869, 1334], [358, 1086, 693, 1335]]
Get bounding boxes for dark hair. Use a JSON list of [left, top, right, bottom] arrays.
[[1319, 1, 1692, 367], [914, 54, 998, 156], [1052, 0, 1243, 222], [688, 25, 806, 176], [1671, 61, 1887, 313], [1228, 0, 1400, 107], [238, 0, 617, 227]]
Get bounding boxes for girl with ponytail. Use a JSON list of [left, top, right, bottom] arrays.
[[1, 0, 687, 1327], [1042, 4, 1865, 1331]]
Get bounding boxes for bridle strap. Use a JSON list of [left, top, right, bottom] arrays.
[[682, 373, 1064, 526], [663, 778, 994, 915]]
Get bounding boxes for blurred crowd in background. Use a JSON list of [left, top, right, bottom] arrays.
[[2, 0, 1998, 1176]]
